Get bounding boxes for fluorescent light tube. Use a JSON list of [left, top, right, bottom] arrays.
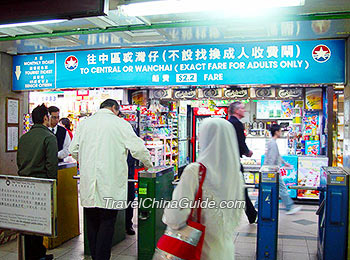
[[120, 0, 305, 17], [0, 19, 67, 29]]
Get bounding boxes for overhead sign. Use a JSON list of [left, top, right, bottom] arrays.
[[13, 39, 345, 91], [0, 175, 57, 236]]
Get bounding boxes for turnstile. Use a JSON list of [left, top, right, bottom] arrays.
[[256, 165, 279, 260], [288, 166, 349, 260], [138, 166, 174, 260], [317, 167, 349, 260]]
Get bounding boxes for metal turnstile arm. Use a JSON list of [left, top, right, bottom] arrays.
[[288, 186, 319, 190]]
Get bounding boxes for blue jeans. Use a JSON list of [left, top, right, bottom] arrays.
[[255, 175, 294, 211]]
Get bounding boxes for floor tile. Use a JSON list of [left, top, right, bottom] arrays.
[[283, 244, 308, 254], [0, 251, 10, 258], [309, 254, 317, 260], [306, 240, 318, 247], [111, 241, 135, 256], [236, 235, 256, 244], [235, 242, 256, 250], [47, 247, 74, 258], [120, 244, 137, 257], [56, 250, 86, 260], [282, 238, 307, 246], [293, 219, 317, 226], [307, 241, 318, 255], [235, 247, 256, 257], [0, 253, 17, 260], [283, 252, 309, 260], [0, 240, 17, 253], [113, 255, 137, 260], [234, 256, 251, 260]]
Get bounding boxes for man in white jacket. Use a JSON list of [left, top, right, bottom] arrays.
[[69, 99, 152, 260]]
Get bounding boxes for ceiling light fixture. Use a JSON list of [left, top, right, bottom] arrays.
[[0, 19, 67, 29], [120, 0, 305, 17]]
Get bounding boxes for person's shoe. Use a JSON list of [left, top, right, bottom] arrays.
[[249, 212, 258, 224], [286, 205, 302, 215], [39, 254, 54, 260], [126, 227, 136, 235]]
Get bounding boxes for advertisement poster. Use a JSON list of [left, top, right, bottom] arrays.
[[261, 155, 298, 198], [305, 88, 323, 110], [305, 140, 320, 155], [281, 100, 294, 118], [132, 90, 147, 106], [257, 100, 282, 119], [297, 156, 328, 199], [280, 155, 298, 198], [303, 111, 319, 135]]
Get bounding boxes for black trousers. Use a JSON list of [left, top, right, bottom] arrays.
[[244, 187, 258, 223], [84, 207, 118, 260], [241, 164, 257, 223], [24, 235, 46, 260], [125, 181, 135, 230]]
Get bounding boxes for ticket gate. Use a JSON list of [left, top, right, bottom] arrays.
[[288, 167, 349, 260], [138, 166, 174, 260], [256, 165, 280, 260], [246, 165, 349, 260], [317, 167, 349, 260]]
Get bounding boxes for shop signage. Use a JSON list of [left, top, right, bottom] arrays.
[[13, 39, 345, 91], [198, 88, 222, 98], [173, 89, 197, 99], [223, 88, 249, 99], [251, 88, 276, 98], [151, 89, 172, 99], [277, 88, 303, 99]]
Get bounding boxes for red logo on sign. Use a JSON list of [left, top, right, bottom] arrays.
[[312, 45, 331, 63], [65, 55, 78, 71]]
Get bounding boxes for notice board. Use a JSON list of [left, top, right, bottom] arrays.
[[0, 175, 57, 236]]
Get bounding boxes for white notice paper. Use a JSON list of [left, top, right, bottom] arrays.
[[7, 99, 19, 124], [7, 127, 18, 151], [0, 176, 55, 236]]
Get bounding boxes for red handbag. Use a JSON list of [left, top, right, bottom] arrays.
[[153, 163, 207, 260]]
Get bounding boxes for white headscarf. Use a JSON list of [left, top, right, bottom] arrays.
[[197, 118, 244, 229]]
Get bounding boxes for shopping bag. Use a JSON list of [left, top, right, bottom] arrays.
[[153, 163, 207, 260]]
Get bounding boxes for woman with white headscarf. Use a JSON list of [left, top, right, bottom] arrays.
[[162, 118, 244, 259]]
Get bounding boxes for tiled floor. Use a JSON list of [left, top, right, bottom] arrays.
[[0, 198, 319, 260]]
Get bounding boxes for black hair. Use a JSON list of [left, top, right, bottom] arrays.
[[59, 118, 71, 130], [32, 104, 49, 124], [228, 101, 242, 115], [270, 124, 281, 137], [48, 106, 59, 114], [100, 99, 120, 110]]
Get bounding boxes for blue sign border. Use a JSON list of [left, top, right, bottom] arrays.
[[13, 39, 345, 91]]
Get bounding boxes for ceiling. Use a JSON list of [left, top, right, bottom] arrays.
[[1, 0, 350, 55]]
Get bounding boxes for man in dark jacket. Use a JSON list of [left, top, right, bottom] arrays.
[[17, 104, 58, 260], [48, 106, 71, 162], [228, 101, 257, 224], [126, 151, 136, 235]]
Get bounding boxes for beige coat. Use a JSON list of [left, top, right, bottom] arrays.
[[69, 108, 152, 209]]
